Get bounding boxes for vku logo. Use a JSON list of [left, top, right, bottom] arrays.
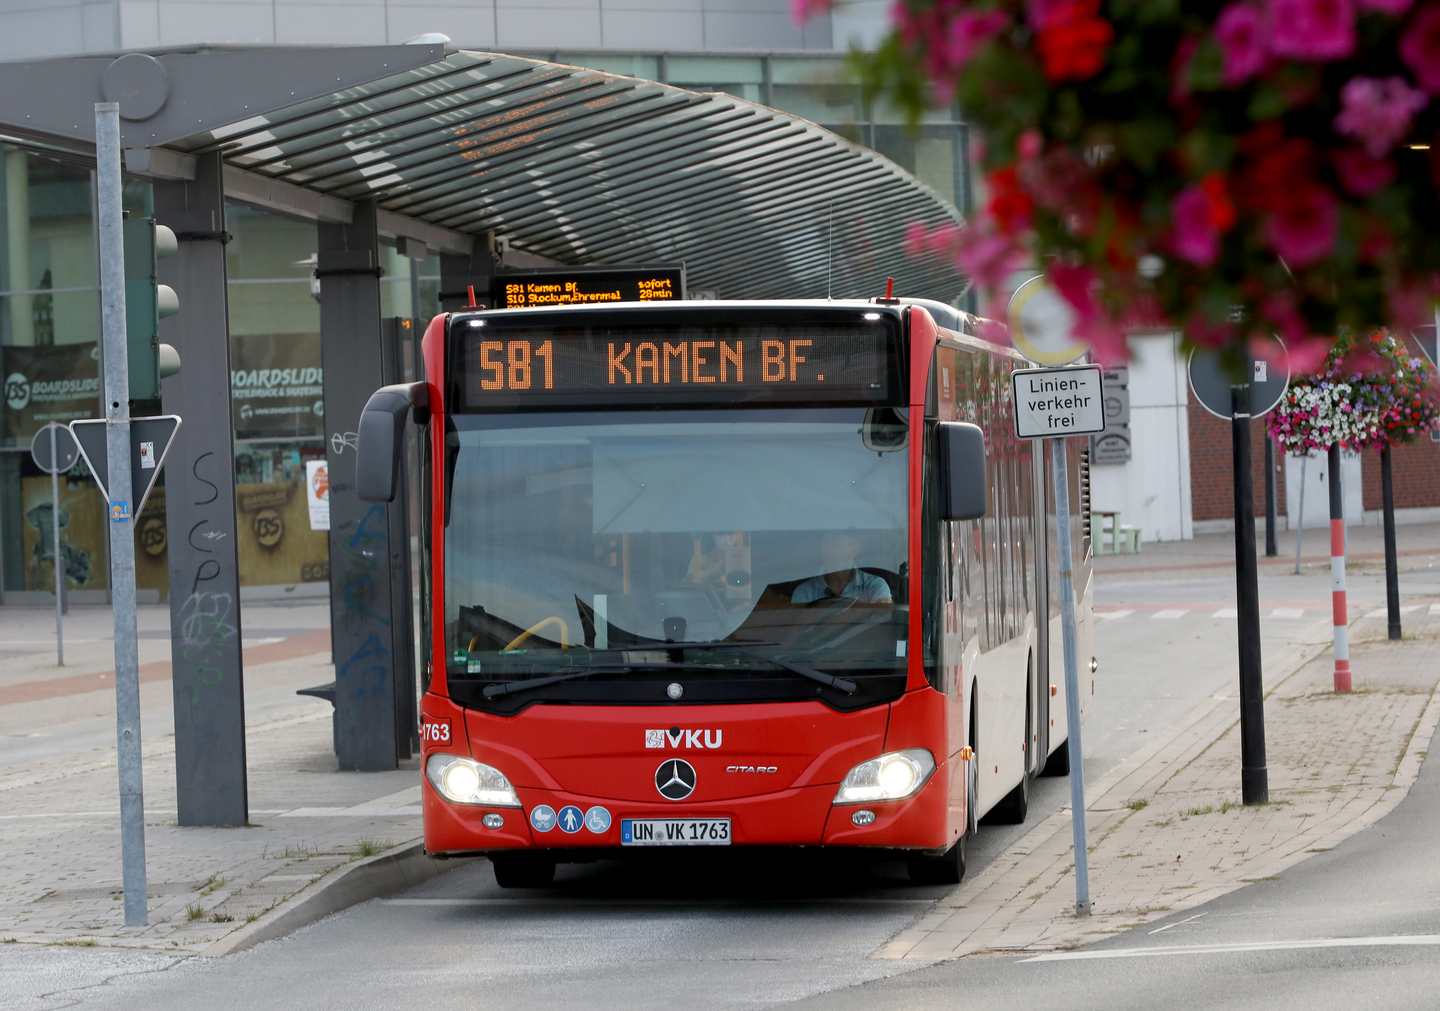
[[645, 727, 722, 750]]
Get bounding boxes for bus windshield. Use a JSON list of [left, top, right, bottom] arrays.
[[444, 408, 909, 709]]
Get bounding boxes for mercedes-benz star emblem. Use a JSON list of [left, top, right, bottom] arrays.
[[655, 758, 697, 801]]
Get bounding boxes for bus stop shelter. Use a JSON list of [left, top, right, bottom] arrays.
[[0, 43, 967, 825]]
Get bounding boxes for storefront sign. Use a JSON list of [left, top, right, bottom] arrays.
[[4, 342, 101, 444], [230, 333, 325, 440], [305, 459, 330, 531]]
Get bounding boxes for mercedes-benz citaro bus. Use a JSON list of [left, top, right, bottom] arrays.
[[356, 297, 1093, 888]]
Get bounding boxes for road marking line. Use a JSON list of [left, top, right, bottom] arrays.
[[1099, 610, 1134, 621], [1149, 912, 1207, 935], [383, 897, 935, 906], [1270, 608, 1305, 619], [1151, 610, 1188, 620], [1021, 934, 1440, 962], [1430, 604, 1440, 616], [1211, 608, 1237, 618]]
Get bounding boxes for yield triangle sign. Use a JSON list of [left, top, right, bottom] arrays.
[[69, 416, 182, 519]]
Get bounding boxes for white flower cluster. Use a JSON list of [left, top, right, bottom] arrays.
[[1270, 381, 1381, 454]]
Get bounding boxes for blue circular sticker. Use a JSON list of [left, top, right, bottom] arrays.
[[556, 805, 584, 834], [584, 806, 612, 834], [529, 805, 556, 833]]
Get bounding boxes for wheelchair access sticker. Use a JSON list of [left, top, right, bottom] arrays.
[[109, 500, 130, 523]]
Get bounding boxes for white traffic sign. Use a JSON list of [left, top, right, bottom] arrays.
[[1011, 365, 1106, 439], [1008, 275, 1090, 365]]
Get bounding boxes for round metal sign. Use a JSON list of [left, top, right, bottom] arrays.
[[29, 423, 79, 475], [1187, 334, 1291, 420], [1007, 275, 1090, 365]]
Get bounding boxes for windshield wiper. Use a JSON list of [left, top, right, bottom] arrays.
[[639, 641, 857, 694], [481, 662, 722, 699], [479, 652, 857, 699]]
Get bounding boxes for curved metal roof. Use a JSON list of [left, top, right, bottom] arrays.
[[169, 51, 967, 303]]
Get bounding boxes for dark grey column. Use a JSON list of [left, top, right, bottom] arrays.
[[381, 318, 418, 760], [439, 244, 493, 312], [319, 200, 398, 771], [156, 152, 247, 827]]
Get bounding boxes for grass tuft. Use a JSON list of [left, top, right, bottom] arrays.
[[1125, 799, 1148, 811], [185, 903, 205, 921]]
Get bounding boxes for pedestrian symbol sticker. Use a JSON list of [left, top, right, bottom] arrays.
[[529, 805, 556, 833], [584, 806, 612, 834], [557, 805, 584, 834]]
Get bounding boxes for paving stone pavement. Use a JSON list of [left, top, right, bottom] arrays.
[[874, 603, 1440, 960], [0, 623, 424, 953]]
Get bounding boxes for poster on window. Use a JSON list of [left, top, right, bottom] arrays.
[[305, 459, 329, 531], [4, 342, 101, 444], [230, 333, 325, 441]]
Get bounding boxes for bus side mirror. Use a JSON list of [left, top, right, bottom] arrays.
[[937, 421, 986, 521], [357, 382, 430, 503]]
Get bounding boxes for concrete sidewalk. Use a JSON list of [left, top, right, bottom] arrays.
[[875, 603, 1440, 959], [0, 605, 439, 954]]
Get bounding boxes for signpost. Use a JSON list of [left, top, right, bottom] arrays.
[[29, 422, 80, 664], [1011, 362, 1105, 916], [1188, 337, 1291, 804]]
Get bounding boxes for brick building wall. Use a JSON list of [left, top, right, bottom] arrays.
[[1188, 386, 1288, 522], [1360, 440, 1440, 510]]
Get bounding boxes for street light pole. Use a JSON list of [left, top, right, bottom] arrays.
[[1232, 388, 1268, 804], [96, 101, 147, 927]]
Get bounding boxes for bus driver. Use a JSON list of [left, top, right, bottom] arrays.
[[790, 530, 893, 606]]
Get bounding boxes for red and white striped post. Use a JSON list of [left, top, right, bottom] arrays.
[[1328, 443, 1351, 693]]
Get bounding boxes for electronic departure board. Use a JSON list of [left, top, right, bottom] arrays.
[[453, 309, 903, 409], [493, 265, 686, 309]]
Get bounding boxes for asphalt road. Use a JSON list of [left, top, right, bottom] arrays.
[[2, 568, 1436, 1009], [779, 709, 1440, 1011]]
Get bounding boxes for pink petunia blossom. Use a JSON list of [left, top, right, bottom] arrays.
[[1266, 0, 1356, 60], [1334, 147, 1398, 195], [1333, 75, 1430, 156], [1170, 185, 1222, 265], [941, 10, 1010, 70], [1216, 4, 1268, 83], [1356, 0, 1413, 13], [954, 229, 1029, 291], [1264, 186, 1339, 265], [1400, 3, 1440, 93]]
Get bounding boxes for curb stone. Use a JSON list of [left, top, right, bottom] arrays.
[[200, 842, 470, 956]]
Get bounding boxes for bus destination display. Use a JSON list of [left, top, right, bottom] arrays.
[[493, 266, 685, 309], [458, 319, 899, 407]]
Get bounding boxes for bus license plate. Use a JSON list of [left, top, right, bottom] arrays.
[[620, 818, 731, 846]]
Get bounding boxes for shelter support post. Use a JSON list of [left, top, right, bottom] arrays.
[[156, 151, 248, 827], [440, 243, 493, 312], [1264, 433, 1277, 557], [381, 318, 419, 759], [319, 199, 402, 770]]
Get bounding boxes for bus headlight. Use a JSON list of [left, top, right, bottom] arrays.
[[425, 753, 522, 807], [833, 749, 936, 805]]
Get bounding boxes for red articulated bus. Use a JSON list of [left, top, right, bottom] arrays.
[[357, 298, 1092, 887]]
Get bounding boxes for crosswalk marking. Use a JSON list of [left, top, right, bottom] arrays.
[[1151, 609, 1188, 620], [1100, 610, 1134, 621], [1212, 608, 1237, 618], [1271, 608, 1305, 619], [1430, 604, 1440, 616]]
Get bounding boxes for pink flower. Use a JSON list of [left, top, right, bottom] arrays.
[[1267, 0, 1356, 60], [1171, 186, 1222, 265], [1216, 4, 1268, 83], [1264, 186, 1338, 264], [1333, 75, 1430, 155], [941, 10, 1010, 70], [1356, 0, 1413, 13], [1400, 3, 1440, 93], [954, 229, 1029, 291], [1334, 147, 1398, 195]]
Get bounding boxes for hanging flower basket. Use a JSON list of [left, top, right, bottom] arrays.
[[1267, 328, 1440, 454]]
